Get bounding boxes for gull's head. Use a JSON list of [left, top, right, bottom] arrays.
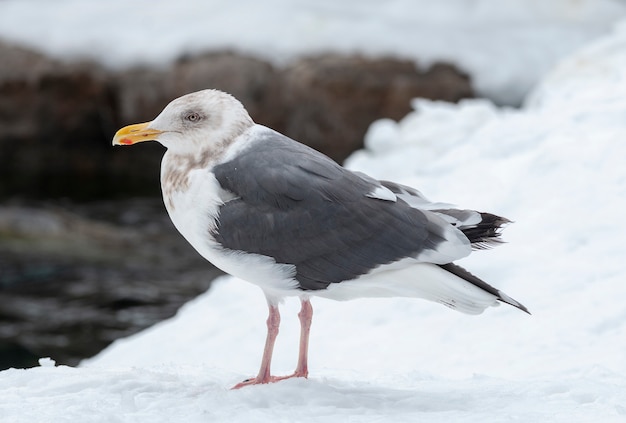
[[112, 89, 254, 154]]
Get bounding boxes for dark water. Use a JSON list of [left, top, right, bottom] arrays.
[[0, 199, 222, 369]]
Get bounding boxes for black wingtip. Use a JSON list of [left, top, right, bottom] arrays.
[[439, 263, 530, 315], [497, 291, 531, 315], [463, 212, 513, 250]]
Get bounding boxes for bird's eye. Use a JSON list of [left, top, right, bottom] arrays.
[[184, 112, 202, 123]]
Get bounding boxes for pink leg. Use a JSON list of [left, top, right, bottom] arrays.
[[270, 298, 313, 381], [232, 303, 281, 389], [232, 298, 314, 389], [293, 298, 313, 378]]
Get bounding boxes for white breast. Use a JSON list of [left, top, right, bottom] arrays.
[[161, 160, 298, 303]]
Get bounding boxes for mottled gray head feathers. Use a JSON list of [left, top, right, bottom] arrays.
[[149, 89, 255, 155]]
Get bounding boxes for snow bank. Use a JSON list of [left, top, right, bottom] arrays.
[[0, 0, 625, 104], [2, 355, 624, 423], [2, 9, 626, 423]]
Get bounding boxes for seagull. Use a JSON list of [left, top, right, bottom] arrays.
[[112, 89, 528, 389]]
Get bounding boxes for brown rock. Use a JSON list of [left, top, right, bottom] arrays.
[[0, 41, 163, 199], [0, 42, 472, 200], [115, 51, 280, 125], [278, 55, 472, 162]]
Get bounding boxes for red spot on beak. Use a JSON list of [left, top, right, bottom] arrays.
[[119, 138, 133, 145]]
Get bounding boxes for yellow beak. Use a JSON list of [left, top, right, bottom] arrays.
[[112, 122, 163, 146]]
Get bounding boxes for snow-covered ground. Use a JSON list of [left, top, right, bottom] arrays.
[[2, 2, 626, 422], [1, 0, 625, 104]]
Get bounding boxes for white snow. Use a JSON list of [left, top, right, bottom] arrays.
[[1, 0, 626, 104], [2, 3, 626, 422]]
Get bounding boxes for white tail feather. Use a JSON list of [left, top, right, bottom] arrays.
[[317, 263, 499, 315]]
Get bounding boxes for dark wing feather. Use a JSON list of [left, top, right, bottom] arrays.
[[212, 129, 464, 290], [438, 263, 530, 314]]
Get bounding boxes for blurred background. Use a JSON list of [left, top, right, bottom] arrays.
[[1, 0, 625, 370]]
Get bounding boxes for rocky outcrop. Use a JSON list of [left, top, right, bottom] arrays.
[[279, 56, 471, 161], [0, 42, 121, 199], [0, 41, 472, 200]]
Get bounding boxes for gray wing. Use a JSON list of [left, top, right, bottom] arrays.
[[212, 129, 471, 290]]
